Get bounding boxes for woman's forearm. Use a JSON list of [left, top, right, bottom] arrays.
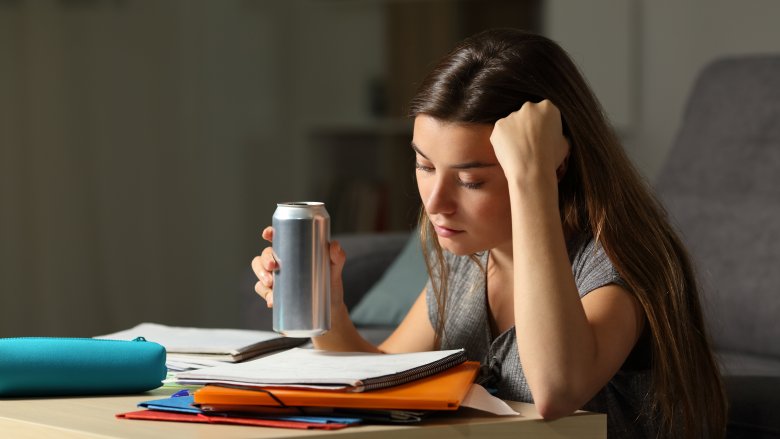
[[509, 173, 598, 417]]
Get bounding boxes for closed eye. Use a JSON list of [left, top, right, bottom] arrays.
[[415, 162, 434, 173], [459, 180, 484, 189]]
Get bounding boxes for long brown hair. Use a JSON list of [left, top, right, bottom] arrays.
[[409, 29, 726, 438]]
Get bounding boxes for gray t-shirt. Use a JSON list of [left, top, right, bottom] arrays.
[[426, 237, 656, 438]]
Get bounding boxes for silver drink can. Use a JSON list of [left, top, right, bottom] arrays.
[[272, 202, 331, 337]]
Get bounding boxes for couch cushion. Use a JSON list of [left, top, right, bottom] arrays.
[[718, 350, 780, 377], [338, 232, 409, 310], [655, 55, 780, 357], [350, 232, 428, 327]]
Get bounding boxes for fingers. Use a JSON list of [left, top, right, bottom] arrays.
[[252, 247, 278, 308], [260, 247, 278, 271], [254, 280, 273, 307], [262, 226, 274, 242], [329, 240, 346, 269], [491, 99, 568, 179], [252, 226, 277, 308], [254, 240, 344, 309], [535, 99, 560, 117], [252, 254, 275, 286]]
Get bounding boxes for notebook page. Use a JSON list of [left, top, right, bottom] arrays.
[[95, 322, 284, 355], [176, 347, 466, 387]]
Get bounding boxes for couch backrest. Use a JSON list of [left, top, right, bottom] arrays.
[[655, 55, 780, 357]]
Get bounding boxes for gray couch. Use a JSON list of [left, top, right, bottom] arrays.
[[656, 55, 780, 438]]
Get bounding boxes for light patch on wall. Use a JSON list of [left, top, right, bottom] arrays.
[[543, 0, 637, 136]]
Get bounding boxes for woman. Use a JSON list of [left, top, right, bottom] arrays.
[[252, 29, 726, 438]]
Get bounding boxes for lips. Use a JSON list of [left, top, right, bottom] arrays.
[[433, 224, 464, 238]]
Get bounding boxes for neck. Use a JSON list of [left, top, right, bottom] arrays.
[[488, 240, 513, 276]]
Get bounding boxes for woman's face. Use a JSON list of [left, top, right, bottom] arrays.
[[413, 115, 512, 255]]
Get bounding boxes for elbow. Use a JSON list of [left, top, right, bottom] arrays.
[[536, 402, 575, 421], [533, 390, 580, 421], [525, 367, 594, 420]]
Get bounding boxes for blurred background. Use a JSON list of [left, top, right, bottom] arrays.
[[1, 0, 779, 337]]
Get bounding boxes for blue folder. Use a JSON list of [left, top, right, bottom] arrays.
[[139, 392, 362, 425]]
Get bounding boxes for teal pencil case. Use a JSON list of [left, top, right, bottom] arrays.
[[0, 337, 167, 397]]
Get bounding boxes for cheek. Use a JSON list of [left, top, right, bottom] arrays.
[[471, 191, 512, 233], [416, 178, 430, 206], [475, 199, 510, 225]]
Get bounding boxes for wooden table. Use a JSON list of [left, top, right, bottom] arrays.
[[0, 388, 606, 438]]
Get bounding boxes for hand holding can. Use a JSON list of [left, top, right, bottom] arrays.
[[252, 227, 278, 306], [252, 226, 346, 309]]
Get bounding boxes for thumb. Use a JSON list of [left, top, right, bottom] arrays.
[[329, 240, 346, 294]]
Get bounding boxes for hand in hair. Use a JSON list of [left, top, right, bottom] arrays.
[[489, 99, 571, 186]]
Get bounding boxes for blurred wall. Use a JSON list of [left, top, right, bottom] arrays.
[[545, 0, 780, 178], [1, 0, 779, 336], [0, 0, 385, 336], [634, 0, 780, 176]]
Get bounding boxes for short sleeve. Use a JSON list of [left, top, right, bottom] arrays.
[[571, 237, 628, 298]]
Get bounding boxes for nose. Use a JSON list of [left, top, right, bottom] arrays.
[[424, 177, 456, 216]]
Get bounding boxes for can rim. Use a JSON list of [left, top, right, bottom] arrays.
[[277, 201, 325, 207]]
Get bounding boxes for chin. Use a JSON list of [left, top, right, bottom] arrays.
[[437, 236, 485, 256]]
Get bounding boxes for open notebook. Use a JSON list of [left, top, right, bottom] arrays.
[[96, 323, 306, 364], [176, 347, 467, 392]]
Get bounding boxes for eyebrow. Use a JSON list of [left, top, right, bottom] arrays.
[[411, 141, 497, 170]]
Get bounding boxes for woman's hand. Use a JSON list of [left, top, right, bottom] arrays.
[[251, 227, 277, 307], [251, 226, 347, 309], [489, 100, 570, 186], [252, 226, 381, 353]]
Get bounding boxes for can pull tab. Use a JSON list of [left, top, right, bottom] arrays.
[[132, 336, 147, 342]]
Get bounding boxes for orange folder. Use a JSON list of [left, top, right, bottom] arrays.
[[194, 361, 479, 411]]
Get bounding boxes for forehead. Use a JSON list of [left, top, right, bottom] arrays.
[[412, 115, 495, 160]]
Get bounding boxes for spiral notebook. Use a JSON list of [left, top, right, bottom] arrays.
[[176, 347, 467, 392]]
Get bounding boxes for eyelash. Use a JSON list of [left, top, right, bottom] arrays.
[[414, 162, 434, 173], [460, 181, 484, 190], [414, 162, 484, 190]]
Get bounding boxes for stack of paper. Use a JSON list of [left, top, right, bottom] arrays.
[[192, 359, 480, 411], [175, 347, 468, 391], [96, 323, 306, 371], [117, 390, 363, 430], [117, 348, 518, 430]]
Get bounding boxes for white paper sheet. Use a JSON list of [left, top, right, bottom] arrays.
[[461, 384, 520, 416], [95, 322, 284, 355], [175, 347, 465, 388]]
